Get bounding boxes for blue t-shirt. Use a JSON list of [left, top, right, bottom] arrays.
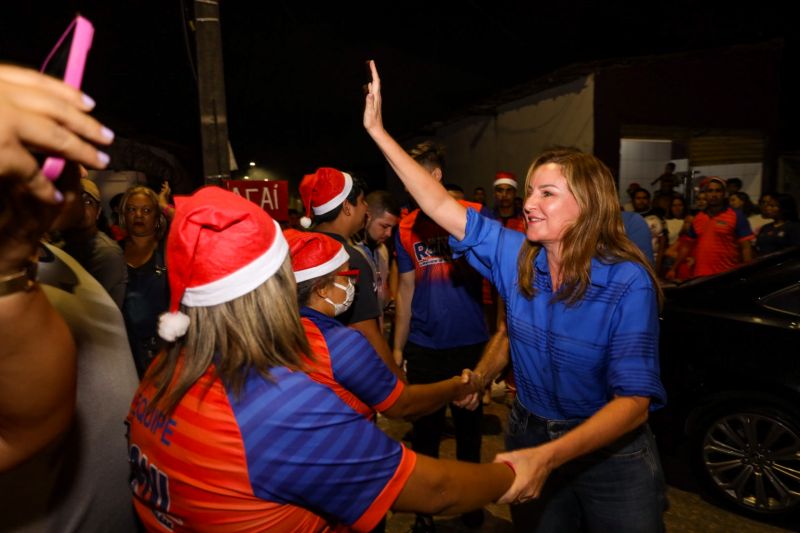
[[450, 208, 666, 420], [621, 211, 655, 264], [396, 205, 489, 349]]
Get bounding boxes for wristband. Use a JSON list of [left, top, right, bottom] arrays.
[[0, 262, 37, 297]]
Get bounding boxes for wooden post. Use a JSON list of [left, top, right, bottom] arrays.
[[194, 0, 230, 185]]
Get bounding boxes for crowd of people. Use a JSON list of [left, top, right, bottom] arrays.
[[1, 57, 799, 533], [622, 165, 799, 281]]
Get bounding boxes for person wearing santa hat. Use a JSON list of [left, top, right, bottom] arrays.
[[126, 186, 521, 532], [286, 229, 475, 422], [488, 171, 525, 401], [492, 171, 525, 232], [299, 167, 404, 381]]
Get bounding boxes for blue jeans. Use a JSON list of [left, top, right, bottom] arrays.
[[505, 399, 667, 533]]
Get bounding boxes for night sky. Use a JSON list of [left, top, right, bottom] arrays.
[[0, 1, 792, 189]]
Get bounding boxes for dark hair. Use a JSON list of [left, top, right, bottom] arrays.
[[634, 188, 651, 200], [313, 175, 367, 225], [365, 190, 400, 218], [667, 195, 687, 219], [731, 192, 758, 216], [110, 192, 124, 210], [296, 272, 336, 307], [473, 187, 485, 193], [773, 193, 799, 222], [444, 183, 464, 193], [666, 162, 676, 170], [408, 140, 445, 171], [726, 177, 743, 189]]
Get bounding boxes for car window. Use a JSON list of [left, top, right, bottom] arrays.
[[760, 283, 800, 318]]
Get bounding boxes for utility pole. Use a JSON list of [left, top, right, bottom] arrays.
[[193, 0, 230, 185]]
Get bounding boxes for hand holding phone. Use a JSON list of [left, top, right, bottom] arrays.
[[39, 15, 96, 181], [0, 63, 111, 204]]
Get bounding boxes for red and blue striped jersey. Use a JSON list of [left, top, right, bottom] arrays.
[[683, 207, 754, 277], [396, 202, 489, 349], [126, 360, 416, 532], [300, 307, 403, 419]]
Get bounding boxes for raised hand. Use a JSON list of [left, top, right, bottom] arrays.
[[0, 64, 113, 204], [362, 60, 383, 135]]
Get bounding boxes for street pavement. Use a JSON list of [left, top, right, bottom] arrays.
[[378, 386, 795, 532]]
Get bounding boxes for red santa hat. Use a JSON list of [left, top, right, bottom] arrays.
[[494, 171, 518, 189], [157, 186, 289, 342], [284, 229, 351, 282], [298, 167, 353, 228]]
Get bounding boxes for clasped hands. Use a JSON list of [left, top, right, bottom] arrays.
[[452, 368, 486, 411], [453, 368, 556, 506]]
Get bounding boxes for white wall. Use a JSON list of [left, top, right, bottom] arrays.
[[692, 162, 762, 200], [436, 75, 595, 198], [619, 139, 674, 202]]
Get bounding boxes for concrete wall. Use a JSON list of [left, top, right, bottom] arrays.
[[435, 75, 595, 199]]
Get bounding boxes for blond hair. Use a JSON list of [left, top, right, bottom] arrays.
[[120, 186, 168, 240], [516, 148, 662, 306], [146, 258, 311, 414]]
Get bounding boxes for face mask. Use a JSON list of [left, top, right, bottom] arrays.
[[324, 278, 355, 316]]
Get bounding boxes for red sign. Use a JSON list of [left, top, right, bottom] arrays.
[[223, 180, 289, 222]]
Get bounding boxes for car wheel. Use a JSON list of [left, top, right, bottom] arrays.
[[696, 407, 800, 516]]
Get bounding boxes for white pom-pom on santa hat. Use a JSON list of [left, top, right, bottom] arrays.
[[298, 168, 353, 229], [158, 187, 289, 343], [158, 311, 191, 342]]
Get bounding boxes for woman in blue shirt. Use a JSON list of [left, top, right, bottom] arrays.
[[364, 61, 667, 532]]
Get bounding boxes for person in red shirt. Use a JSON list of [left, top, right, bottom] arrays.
[[128, 187, 521, 532], [667, 178, 754, 279]]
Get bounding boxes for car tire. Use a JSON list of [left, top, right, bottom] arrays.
[[691, 404, 800, 517]]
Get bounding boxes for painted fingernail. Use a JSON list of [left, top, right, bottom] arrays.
[[100, 126, 115, 142], [97, 151, 110, 167], [54, 190, 64, 203], [82, 93, 96, 109]]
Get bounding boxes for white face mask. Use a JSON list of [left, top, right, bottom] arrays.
[[324, 278, 355, 316]]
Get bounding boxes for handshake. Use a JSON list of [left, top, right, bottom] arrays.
[[452, 369, 487, 411]]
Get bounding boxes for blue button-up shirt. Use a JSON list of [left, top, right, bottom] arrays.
[[450, 209, 666, 420]]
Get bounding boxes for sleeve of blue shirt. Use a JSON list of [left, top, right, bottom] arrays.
[[326, 326, 398, 408], [395, 229, 414, 274], [733, 209, 754, 239], [605, 271, 667, 410], [449, 207, 525, 301], [232, 369, 405, 527], [621, 211, 654, 265]]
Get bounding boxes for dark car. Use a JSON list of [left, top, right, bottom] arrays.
[[653, 246, 800, 518]]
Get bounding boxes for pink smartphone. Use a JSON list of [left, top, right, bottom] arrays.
[[39, 15, 95, 180]]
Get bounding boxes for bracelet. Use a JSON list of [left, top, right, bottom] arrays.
[[0, 262, 37, 297]]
